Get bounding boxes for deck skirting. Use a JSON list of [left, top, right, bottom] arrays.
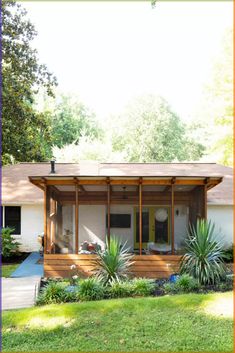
[[44, 254, 182, 279]]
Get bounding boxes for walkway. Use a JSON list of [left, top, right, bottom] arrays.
[[2, 276, 41, 310], [11, 252, 43, 277], [2, 252, 43, 310]]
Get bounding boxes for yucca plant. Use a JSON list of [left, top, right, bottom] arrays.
[[180, 219, 226, 285], [93, 236, 134, 284]]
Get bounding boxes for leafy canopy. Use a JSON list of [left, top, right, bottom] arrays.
[[111, 95, 205, 162], [50, 95, 102, 149], [2, 0, 57, 164]]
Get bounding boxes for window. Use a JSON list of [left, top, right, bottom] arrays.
[[106, 214, 131, 228], [5, 206, 21, 234]]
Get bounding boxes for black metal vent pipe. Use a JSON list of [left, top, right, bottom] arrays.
[[50, 160, 56, 174]]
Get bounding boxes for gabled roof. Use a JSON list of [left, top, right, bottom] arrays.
[[2, 162, 233, 205]]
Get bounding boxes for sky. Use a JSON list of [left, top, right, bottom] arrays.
[[21, 1, 233, 122]]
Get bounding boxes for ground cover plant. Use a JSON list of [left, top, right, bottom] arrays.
[[2, 292, 233, 352]]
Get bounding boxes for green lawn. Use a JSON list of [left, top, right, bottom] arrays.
[[2, 292, 233, 352], [2, 264, 19, 277]]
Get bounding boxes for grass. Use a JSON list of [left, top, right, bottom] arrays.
[[2, 291, 233, 352], [1, 264, 19, 278]]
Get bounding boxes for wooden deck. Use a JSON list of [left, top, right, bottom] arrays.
[[44, 254, 182, 279]]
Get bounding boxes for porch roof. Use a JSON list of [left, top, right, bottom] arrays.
[[2, 162, 233, 205]]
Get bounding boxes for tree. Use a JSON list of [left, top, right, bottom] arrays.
[[2, 0, 57, 164], [53, 136, 125, 163], [196, 28, 233, 166], [50, 95, 102, 148], [111, 95, 204, 162]]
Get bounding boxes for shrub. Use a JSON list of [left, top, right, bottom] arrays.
[[223, 245, 234, 263], [1, 227, 21, 258], [93, 235, 134, 284], [37, 281, 68, 305], [107, 280, 134, 298], [163, 282, 177, 294], [180, 219, 226, 285], [78, 277, 105, 301], [175, 274, 200, 293], [132, 278, 155, 296]]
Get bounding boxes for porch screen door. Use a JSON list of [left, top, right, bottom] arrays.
[[134, 206, 171, 249]]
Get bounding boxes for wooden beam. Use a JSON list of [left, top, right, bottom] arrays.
[[171, 182, 175, 254], [107, 178, 111, 246], [139, 178, 143, 255], [75, 184, 79, 253], [43, 184, 47, 255], [204, 184, 207, 219]]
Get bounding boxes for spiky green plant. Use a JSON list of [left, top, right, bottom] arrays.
[[93, 236, 134, 284], [180, 219, 226, 285]]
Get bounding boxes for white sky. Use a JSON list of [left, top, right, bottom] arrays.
[[21, 1, 232, 121]]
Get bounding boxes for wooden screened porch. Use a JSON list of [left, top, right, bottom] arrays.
[[30, 174, 222, 279]]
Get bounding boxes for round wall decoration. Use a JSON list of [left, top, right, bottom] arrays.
[[155, 208, 168, 222]]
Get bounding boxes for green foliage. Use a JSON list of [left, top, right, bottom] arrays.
[[2, 1, 57, 164], [217, 276, 233, 292], [78, 277, 105, 301], [93, 236, 134, 284], [111, 95, 205, 162], [132, 278, 155, 296], [175, 274, 200, 293], [37, 282, 68, 305], [223, 245, 234, 263], [198, 28, 233, 166], [50, 95, 102, 149], [180, 219, 226, 285], [1, 227, 21, 258], [163, 282, 178, 294], [107, 280, 134, 298]]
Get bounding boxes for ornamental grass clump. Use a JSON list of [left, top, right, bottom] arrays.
[[132, 278, 155, 296], [93, 236, 134, 284], [107, 279, 134, 298], [37, 281, 68, 305], [180, 219, 226, 285], [78, 277, 105, 301]]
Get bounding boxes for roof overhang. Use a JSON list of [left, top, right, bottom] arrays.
[[29, 175, 223, 191]]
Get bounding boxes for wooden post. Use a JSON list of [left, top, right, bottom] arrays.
[[107, 178, 111, 246], [204, 184, 207, 219], [75, 183, 79, 253], [171, 182, 175, 254], [139, 178, 143, 255], [43, 184, 47, 254]]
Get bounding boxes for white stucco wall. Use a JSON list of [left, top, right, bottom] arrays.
[[6, 204, 44, 252], [79, 205, 106, 248], [5, 203, 232, 253], [207, 205, 233, 247]]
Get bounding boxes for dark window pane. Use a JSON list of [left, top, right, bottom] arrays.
[[5, 206, 21, 234], [155, 219, 168, 243], [106, 214, 131, 228]]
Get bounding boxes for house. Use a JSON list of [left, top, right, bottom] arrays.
[[2, 162, 233, 278]]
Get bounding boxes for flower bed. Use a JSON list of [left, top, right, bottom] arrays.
[[37, 273, 233, 305]]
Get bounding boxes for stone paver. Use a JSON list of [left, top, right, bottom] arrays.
[[2, 276, 41, 310]]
